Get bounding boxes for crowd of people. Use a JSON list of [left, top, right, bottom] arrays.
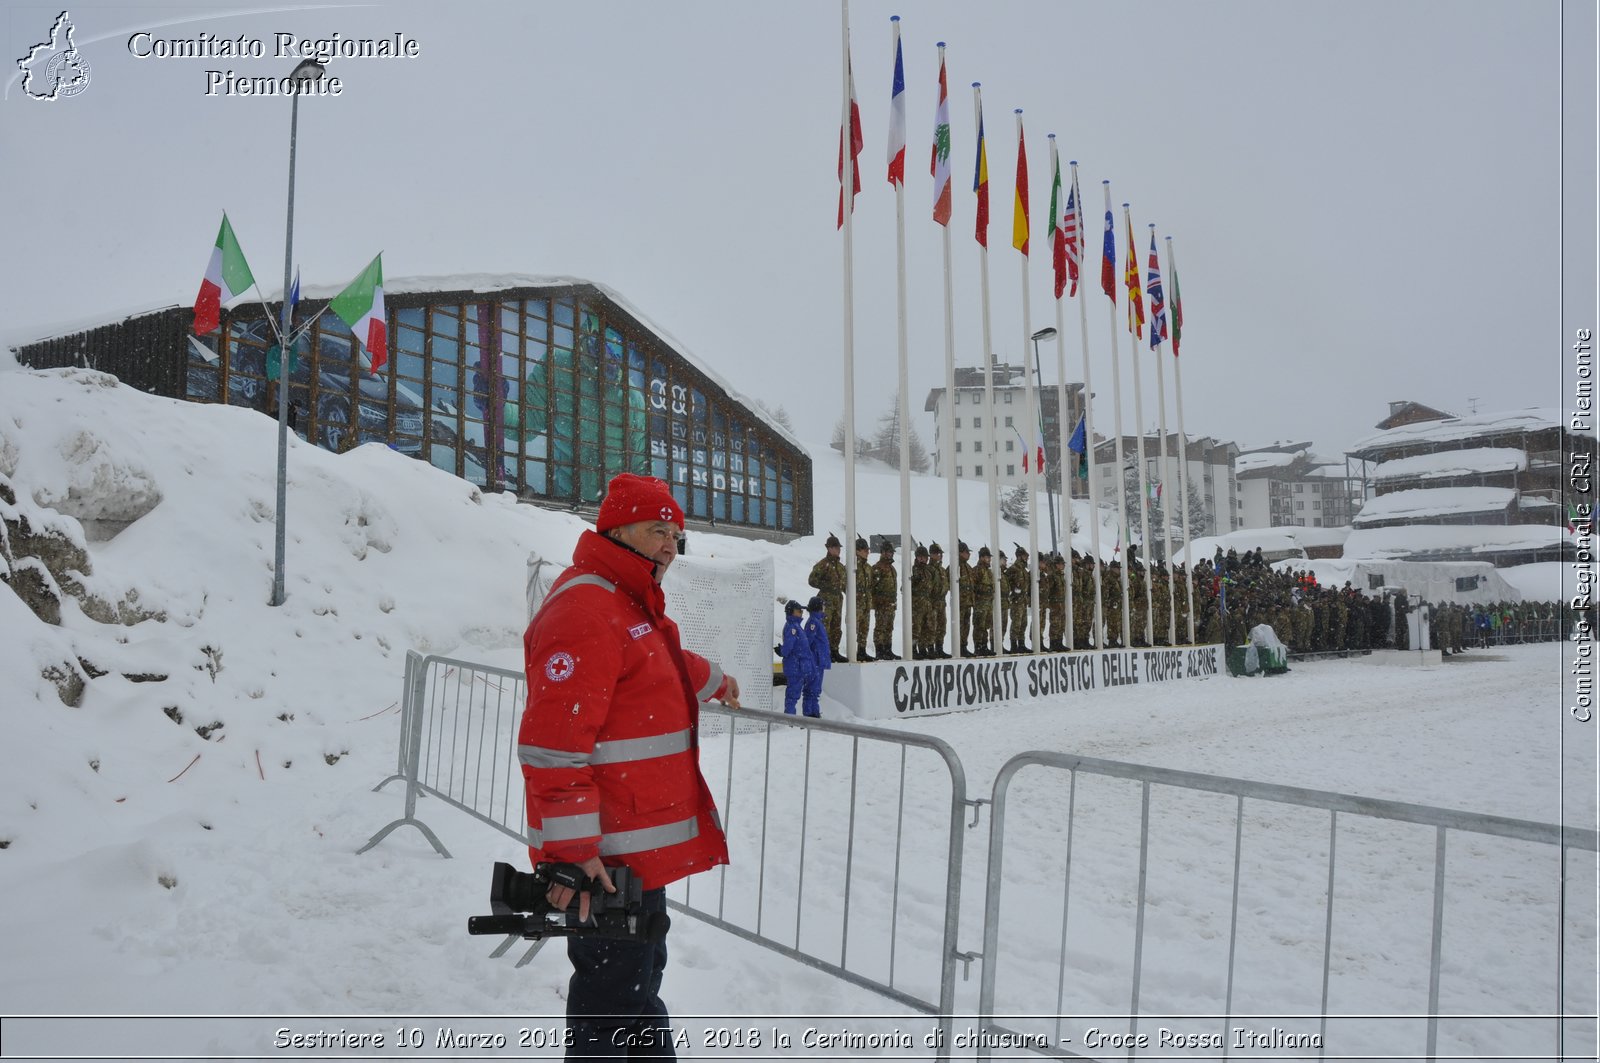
[[800, 536, 1586, 660]]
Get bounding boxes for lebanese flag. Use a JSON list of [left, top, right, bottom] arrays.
[[193, 214, 256, 335], [330, 254, 387, 373]]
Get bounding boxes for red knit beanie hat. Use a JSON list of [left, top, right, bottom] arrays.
[[596, 474, 685, 533]]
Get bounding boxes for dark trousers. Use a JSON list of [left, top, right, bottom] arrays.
[[566, 887, 674, 1059]]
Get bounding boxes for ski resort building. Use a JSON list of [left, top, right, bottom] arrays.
[[1343, 403, 1585, 566], [924, 360, 1086, 493], [1234, 441, 1359, 531], [9, 275, 813, 540]]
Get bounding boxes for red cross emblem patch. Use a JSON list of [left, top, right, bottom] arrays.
[[544, 651, 576, 682]]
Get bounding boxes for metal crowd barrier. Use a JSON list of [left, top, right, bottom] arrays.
[[360, 652, 970, 1058], [975, 751, 1600, 1062], [360, 651, 530, 859]]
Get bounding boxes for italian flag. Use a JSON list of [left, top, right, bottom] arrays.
[[330, 253, 387, 373], [193, 214, 256, 335]]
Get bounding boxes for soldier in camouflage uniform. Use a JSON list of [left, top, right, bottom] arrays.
[[854, 537, 875, 661], [1043, 553, 1068, 651], [956, 542, 976, 656], [927, 543, 951, 658], [910, 545, 933, 659], [1128, 560, 1149, 647], [973, 547, 996, 655], [871, 543, 900, 661], [807, 533, 847, 662], [1005, 546, 1032, 653], [1073, 554, 1095, 649]]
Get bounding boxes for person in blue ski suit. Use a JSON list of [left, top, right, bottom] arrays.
[[780, 600, 815, 715], [802, 596, 831, 718]]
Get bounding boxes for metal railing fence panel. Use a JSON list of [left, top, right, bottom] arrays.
[[976, 751, 1599, 1063], [684, 705, 969, 1057]]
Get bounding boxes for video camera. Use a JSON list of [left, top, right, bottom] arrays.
[[466, 861, 669, 943]]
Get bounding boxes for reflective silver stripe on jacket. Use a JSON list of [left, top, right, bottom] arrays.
[[696, 662, 724, 701], [598, 815, 700, 857], [519, 745, 590, 770], [590, 729, 691, 765], [541, 812, 602, 843], [542, 573, 617, 608]]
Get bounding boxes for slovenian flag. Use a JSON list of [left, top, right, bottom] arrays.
[[330, 254, 387, 373], [193, 213, 256, 335]]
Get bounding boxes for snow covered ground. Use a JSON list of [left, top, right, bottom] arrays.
[[1, 367, 1596, 1061]]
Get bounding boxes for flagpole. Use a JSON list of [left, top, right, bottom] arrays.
[[840, 0, 863, 662], [1068, 164, 1104, 648], [1102, 181, 1130, 648], [270, 71, 309, 607], [975, 83, 1002, 654], [890, 16, 913, 663], [935, 44, 962, 658], [1123, 203, 1154, 647], [1168, 234, 1197, 643], [1014, 110, 1041, 653], [1150, 224, 1177, 646], [1049, 135, 1074, 650]]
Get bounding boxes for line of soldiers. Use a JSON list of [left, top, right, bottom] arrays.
[[807, 534, 1199, 660], [808, 534, 1590, 663]]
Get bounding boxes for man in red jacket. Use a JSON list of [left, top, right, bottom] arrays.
[[519, 473, 739, 1059]]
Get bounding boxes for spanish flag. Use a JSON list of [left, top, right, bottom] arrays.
[[1012, 114, 1029, 256]]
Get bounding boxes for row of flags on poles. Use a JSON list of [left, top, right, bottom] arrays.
[[838, 30, 1186, 358], [191, 212, 389, 373]]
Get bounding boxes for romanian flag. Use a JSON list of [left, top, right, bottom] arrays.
[[1124, 213, 1144, 338], [837, 51, 863, 229], [1012, 114, 1029, 255], [930, 47, 952, 225], [973, 100, 989, 247], [1146, 231, 1167, 349], [886, 20, 906, 187]]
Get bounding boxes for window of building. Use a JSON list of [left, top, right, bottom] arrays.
[[1004, 416, 1014, 427], [1456, 575, 1481, 592], [1004, 392, 1014, 404], [973, 416, 982, 428], [1312, 500, 1321, 510], [1296, 500, 1304, 510], [956, 466, 964, 477], [1295, 483, 1304, 493], [975, 464, 984, 475], [954, 417, 961, 428], [1006, 464, 1015, 476], [1005, 439, 1014, 452], [955, 441, 963, 452]]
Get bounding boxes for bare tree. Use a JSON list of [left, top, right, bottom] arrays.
[[869, 391, 931, 472]]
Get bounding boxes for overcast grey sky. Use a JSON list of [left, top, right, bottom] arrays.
[[2, 1, 1591, 459]]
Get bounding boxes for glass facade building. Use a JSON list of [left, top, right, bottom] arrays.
[[14, 279, 812, 538]]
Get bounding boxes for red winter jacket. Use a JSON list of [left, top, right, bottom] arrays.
[[518, 529, 730, 890]]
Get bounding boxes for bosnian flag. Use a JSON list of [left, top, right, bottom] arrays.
[[887, 19, 906, 186], [193, 213, 256, 335], [330, 253, 387, 373]]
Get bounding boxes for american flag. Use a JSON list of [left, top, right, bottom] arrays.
[[1063, 173, 1081, 296]]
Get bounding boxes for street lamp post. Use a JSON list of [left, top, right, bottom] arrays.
[[1030, 326, 1059, 555], [270, 58, 326, 607]]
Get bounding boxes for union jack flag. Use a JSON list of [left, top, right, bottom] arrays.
[[1146, 230, 1167, 349]]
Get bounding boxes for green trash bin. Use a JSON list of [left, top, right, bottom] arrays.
[[1226, 645, 1256, 677], [1261, 646, 1289, 675]]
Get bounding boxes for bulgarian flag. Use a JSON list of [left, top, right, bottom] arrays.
[[193, 213, 256, 335], [330, 254, 387, 373]]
